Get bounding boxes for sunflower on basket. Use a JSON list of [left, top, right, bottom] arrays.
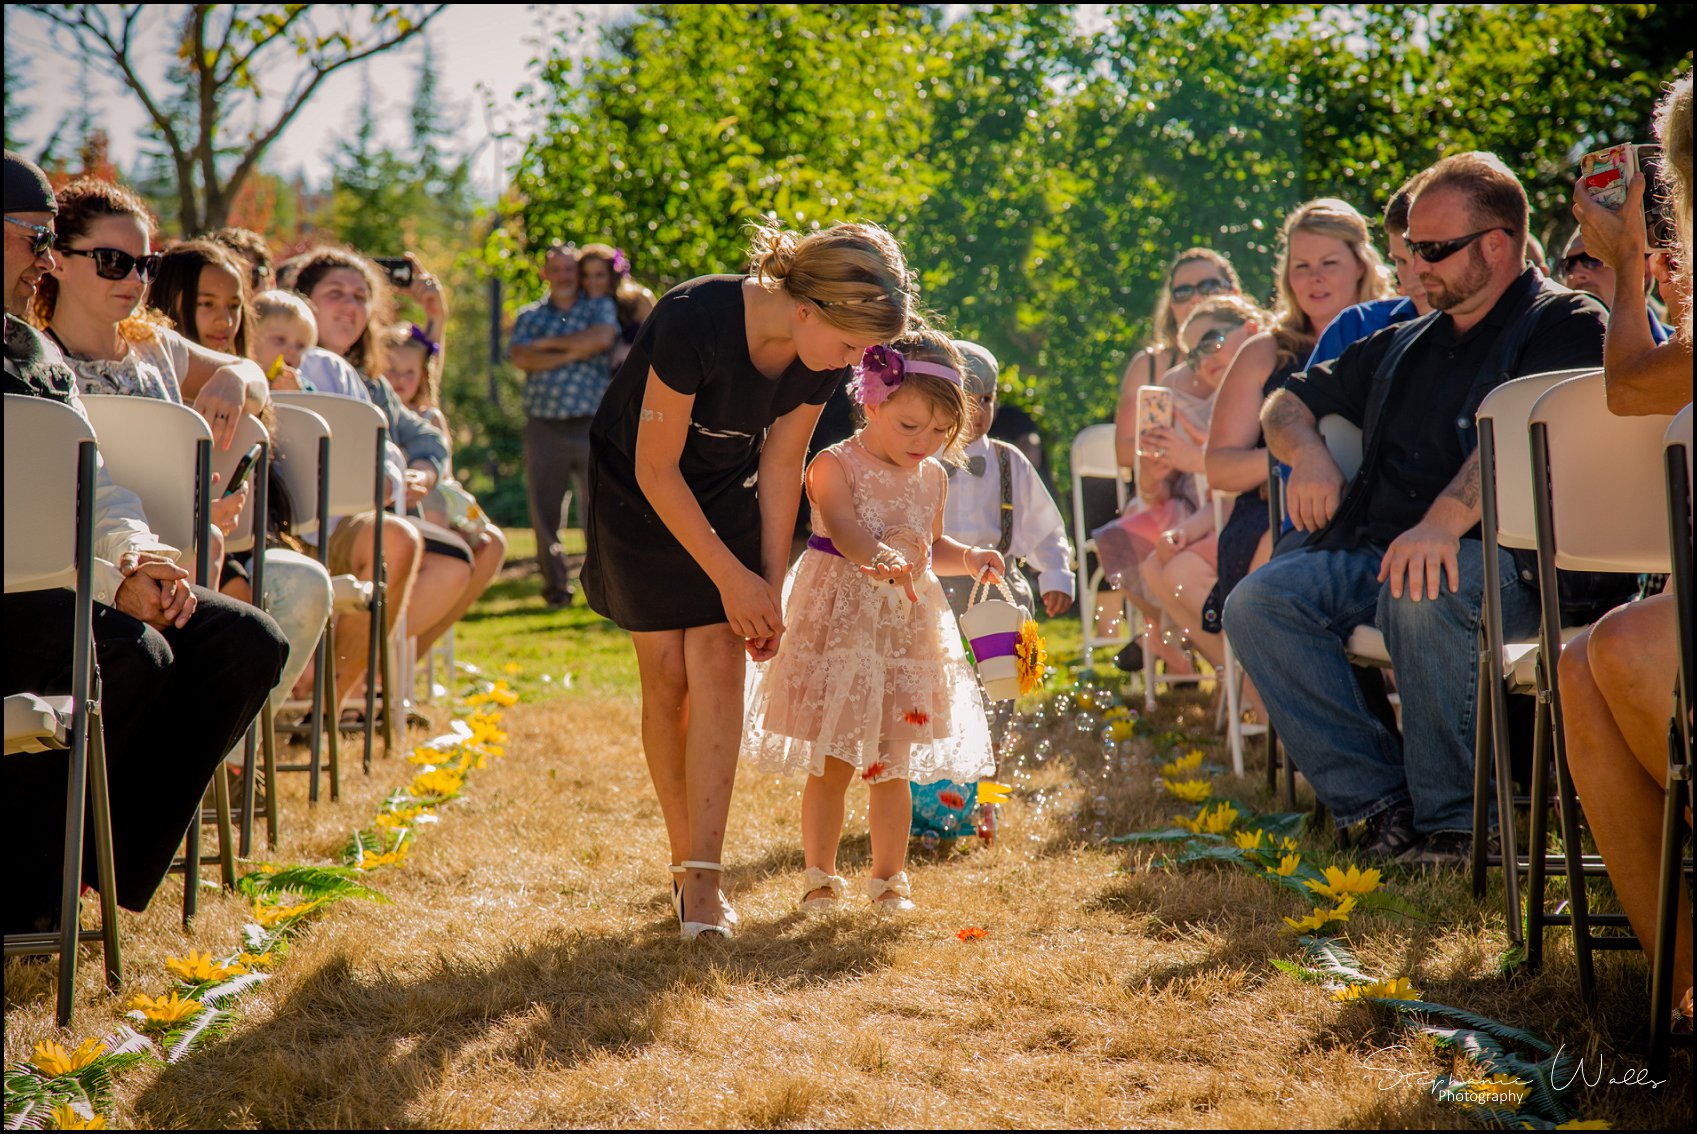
[[1014, 618, 1048, 696]]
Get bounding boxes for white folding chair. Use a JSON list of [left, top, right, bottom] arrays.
[[273, 392, 395, 772], [2, 395, 121, 1025], [1527, 371, 1675, 1006], [79, 395, 236, 919], [1650, 403, 1693, 1077], [268, 403, 338, 802], [1468, 370, 1598, 930], [1070, 423, 1130, 668]]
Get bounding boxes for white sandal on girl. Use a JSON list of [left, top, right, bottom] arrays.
[[866, 871, 917, 912], [798, 867, 848, 912], [673, 861, 733, 940], [670, 863, 738, 927]]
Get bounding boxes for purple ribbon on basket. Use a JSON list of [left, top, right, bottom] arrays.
[[968, 631, 1021, 660]]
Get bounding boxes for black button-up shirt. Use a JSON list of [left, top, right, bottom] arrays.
[[1286, 268, 1605, 550]]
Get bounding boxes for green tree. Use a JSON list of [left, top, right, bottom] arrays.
[[27, 3, 445, 233]]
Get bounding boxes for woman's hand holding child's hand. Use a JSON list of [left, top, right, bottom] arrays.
[[722, 565, 784, 642]]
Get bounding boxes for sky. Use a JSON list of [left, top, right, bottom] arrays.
[[4, 3, 1030, 202], [4, 4, 636, 200]]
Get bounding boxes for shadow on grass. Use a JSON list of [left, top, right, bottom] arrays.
[[130, 914, 907, 1129]]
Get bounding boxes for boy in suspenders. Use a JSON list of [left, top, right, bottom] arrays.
[[938, 340, 1075, 623]]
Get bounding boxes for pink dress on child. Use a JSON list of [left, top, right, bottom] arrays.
[[742, 437, 995, 785]]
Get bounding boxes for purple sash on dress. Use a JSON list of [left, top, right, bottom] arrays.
[[806, 534, 843, 558]]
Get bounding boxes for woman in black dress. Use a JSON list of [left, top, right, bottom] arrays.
[[582, 221, 913, 939]]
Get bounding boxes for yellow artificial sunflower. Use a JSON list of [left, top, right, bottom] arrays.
[[251, 899, 323, 928], [1106, 719, 1135, 741], [1014, 619, 1048, 696], [1159, 750, 1206, 778], [1270, 853, 1303, 877], [1161, 777, 1213, 803], [1334, 976, 1420, 1002], [501, 662, 523, 675], [1276, 836, 1302, 853], [976, 781, 1012, 806], [1233, 829, 1267, 851], [165, 949, 245, 984], [31, 1038, 105, 1077], [1284, 894, 1357, 934], [409, 767, 464, 799], [48, 1103, 106, 1129], [1194, 801, 1239, 835], [357, 843, 412, 870], [236, 950, 277, 969], [128, 990, 202, 1029], [1305, 864, 1383, 903], [1455, 1074, 1529, 1110]]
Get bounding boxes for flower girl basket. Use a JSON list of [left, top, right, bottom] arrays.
[[960, 573, 1026, 701]]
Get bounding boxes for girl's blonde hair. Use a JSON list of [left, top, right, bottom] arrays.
[[252, 289, 318, 342], [1149, 248, 1242, 352], [1179, 294, 1269, 340], [1270, 198, 1391, 368], [865, 325, 972, 465], [1653, 70, 1693, 343], [747, 220, 913, 341], [380, 323, 441, 411]]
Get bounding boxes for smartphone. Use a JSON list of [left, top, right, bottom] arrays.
[[372, 256, 414, 289], [223, 442, 265, 498], [1578, 143, 1642, 212], [1135, 385, 1173, 458]]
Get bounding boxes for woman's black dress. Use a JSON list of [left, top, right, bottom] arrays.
[[582, 275, 848, 631], [1200, 361, 1300, 634]]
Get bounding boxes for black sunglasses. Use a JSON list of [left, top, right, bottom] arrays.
[[1170, 277, 1232, 304], [1405, 227, 1510, 265], [1557, 252, 1604, 277], [1185, 328, 1230, 368], [4, 216, 56, 257], [57, 245, 161, 283]]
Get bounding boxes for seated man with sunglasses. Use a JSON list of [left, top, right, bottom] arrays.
[[1222, 152, 1609, 867]]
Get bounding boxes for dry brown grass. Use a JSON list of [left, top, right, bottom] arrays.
[[5, 684, 1692, 1128]]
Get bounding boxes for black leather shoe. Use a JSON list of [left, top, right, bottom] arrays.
[[1355, 802, 1420, 863], [1397, 829, 1495, 869]]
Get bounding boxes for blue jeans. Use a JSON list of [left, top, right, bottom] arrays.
[[1222, 540, 1540, 834]]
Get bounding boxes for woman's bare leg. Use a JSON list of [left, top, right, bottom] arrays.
[[677, 622, 748, 926], [1560, 594, 1692, 1001], [631, 629, 692, 870]]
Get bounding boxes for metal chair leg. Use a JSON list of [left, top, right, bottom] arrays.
[[261, 701, 280, 849], [1525, 686, 1553, 973], [325, 637, 341, 801], [212, 758, 235, 890], [86, 695, 121, 990]]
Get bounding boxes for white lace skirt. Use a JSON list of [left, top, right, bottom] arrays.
[[742, 549, 995, 784]]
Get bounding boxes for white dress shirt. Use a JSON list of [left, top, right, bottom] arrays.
[[940, 434, 1075, 597]]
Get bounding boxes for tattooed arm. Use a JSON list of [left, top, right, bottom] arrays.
[[1263, 388, 1346, 533]]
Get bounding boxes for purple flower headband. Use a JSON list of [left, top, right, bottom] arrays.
[[850, 345, 963, 407], [611, 247, 630, 276], [408, 323, 441, 358]]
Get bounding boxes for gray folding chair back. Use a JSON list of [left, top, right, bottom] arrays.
[[1070, 423, 1130, 668], [1, 395, 121, 1025]]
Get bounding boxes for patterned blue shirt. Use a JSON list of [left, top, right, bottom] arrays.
[[509, 292, 619, 419]]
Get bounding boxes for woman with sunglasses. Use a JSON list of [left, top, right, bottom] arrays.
[[1139, 296, 1268, 689], [31, 178, 268, 456], [1095, 248, 1242, 675], [1196, 199, 1390, 658]]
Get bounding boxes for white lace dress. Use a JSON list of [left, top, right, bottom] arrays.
[[742, 437, 994, 785]]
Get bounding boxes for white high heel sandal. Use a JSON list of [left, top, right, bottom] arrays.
[[867, 871, 916, 912], [798, 866, 848, 912], [669, 863, 738, 927], [672, 861, 733, 940]]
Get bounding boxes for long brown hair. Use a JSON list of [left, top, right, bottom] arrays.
[[291, 247, 394, 378], [150, 238, 252, 357], [1269, 198, 1390, 368], [1148, 248, 1242, 353], [29, 176, 165, 338]]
